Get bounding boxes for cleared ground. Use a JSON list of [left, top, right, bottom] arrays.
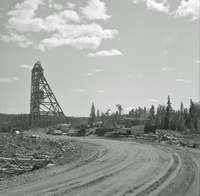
[[0, 131, 199, 196]]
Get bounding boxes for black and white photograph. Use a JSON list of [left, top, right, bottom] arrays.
[[0, 0, 199, 195]]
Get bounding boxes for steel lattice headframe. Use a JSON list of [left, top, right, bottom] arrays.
[[30, 61, 67, 127]]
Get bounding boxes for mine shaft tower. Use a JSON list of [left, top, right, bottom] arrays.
[[30, 61, 67, 127]]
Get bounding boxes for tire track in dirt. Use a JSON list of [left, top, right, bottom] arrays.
[[37, 142, 145, 196], [129, 149, 182, 196], [157, 148, 199, 196], [0, 136, 199, 196], [124, 145, 199, 196], [50, 141, 172, 196]]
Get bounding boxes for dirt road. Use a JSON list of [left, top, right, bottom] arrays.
[[0, 134, 199, 196]]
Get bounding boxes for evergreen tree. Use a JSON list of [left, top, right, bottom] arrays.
[[148, 105, 155, 125], [180, 101, 184, 115], [164, 95, 172, 129], [189, 99, 197, 131], [143, 107, 147, 118], [97, 109, 100, 120], [88, 102, 96, 126], [184, 108, 190, 129], [170, 110, 177, 130], [177, 102, 185, 131]]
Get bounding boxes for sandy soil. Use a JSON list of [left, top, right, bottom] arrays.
[[0, 131, 199, 196]]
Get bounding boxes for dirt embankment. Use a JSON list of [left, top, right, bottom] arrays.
[[0, 130, 99, 190], [0, 130, 199, 196]]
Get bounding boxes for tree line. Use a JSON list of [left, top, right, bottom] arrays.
[[88, 96, 200, 132], [1, 96, 200, 132], [0, 113, 88, 132]]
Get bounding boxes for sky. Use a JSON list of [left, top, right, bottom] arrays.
[[0, 0, 199, 117]]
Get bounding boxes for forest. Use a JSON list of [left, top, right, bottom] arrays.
[[88, 96, 200, 133]]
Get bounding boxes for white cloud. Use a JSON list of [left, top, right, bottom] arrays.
[[3, 0, 117, 51], [133, 0, 199, 21], [0, 78, 13, 83], [49, 0, 63, 10], [42, 11, 80, 33], [98, 90, 104, 93], [0, 77, 19, 83], [161, 66, 175, 71], [71, 89, 86, 92], [13, 77, 19, 80], [19, 64, 33, 69], [129, 75, 132, 78], [7, 0, 80, 33], [175, 79, 183, 82], [93, 69, 102, 72], [39, 36, 102, 51], [67, 2, 75, 9], [19, 41, 33, 48], [133, 0, 170, 14], [46, 23, 116, 38], [0, 32, 33, 48], [87, 73, 92, 76], [37, 44, 45, 52], [80, 0, 111, 21], [146, 0, 170, 13], [132, 0, 140, 4], [175, 79, 191, 83], [149, 99, 158, 102], [87, 49, 122, 57], [44, 11, 79, 31], [54, 4, 64, 10], [0, 32, 27, 42], [60, 10, 80, 22], [7, 0, 44, 32], [196, 60, 200, 64], [39, 24, 118, 50], [171, 0, 199, 21]]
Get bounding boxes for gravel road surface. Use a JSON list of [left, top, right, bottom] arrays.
[[0, 133, 199, 196]]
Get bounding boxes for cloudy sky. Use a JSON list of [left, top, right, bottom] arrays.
[[0, 0, 199, 116]]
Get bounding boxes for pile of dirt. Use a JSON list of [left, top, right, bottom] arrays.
[[0, 132, 87, 181]]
